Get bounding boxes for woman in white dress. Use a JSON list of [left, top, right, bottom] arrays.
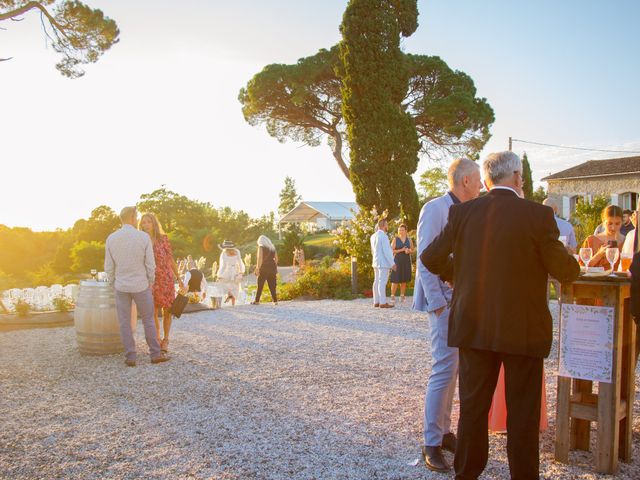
[[216, 240, 245, 306]]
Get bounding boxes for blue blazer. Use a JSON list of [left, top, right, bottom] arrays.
[[413, 193, 454, 313]]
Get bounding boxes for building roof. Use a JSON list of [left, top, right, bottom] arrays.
[[541, 156, 640, 181], [279, 201, 359, 223]]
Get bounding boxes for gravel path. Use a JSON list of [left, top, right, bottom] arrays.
[[1, 299, 639, 479]]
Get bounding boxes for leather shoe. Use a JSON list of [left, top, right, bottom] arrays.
[[442, 432, 457, 453], [421, 445, 450, 473], [373, 303, 380, 307], [125, 359, 136, 367], [151, 354, 170, 364], [379, 303, 395, 308]]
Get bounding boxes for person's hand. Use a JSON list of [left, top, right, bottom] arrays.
[[434, 306, 446, 316]]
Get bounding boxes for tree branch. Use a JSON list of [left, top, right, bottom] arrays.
[[0, 1, 69, 40]]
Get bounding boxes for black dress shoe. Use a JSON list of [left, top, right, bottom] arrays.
[[441, 432, 457, 453], [421, 445, 450, 473]]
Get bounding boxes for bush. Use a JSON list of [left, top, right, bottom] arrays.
[[52, 295, 74, 312], [13, 299, 31, 317], [279, 259, 356, 300], [277, 228, 305, 266], [571, 196, 610, 247]]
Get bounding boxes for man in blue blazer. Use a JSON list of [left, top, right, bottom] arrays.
[[414, 158, 482, 472]]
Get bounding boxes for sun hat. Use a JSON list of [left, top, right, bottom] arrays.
[[219, 239, 236, 249]]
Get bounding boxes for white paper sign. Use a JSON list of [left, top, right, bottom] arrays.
[[559, 304, 614, 382]]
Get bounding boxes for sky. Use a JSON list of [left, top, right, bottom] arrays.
[[2, 0, 639, 231]]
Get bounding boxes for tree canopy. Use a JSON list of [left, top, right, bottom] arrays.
[[522, 152, 534, 200], [278, 176, 301, 216], [0, 1, 119, 78]]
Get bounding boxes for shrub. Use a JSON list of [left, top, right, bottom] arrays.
[[52, 295, 74, 312], [14, 299, 32, 317], [571, 196, 610, 247], [279, 259, 356, 300]]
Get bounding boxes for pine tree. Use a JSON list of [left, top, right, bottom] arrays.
[[522, 152, 534, 200], [339, 0, 421, 226], [278, 176, 301, 216]]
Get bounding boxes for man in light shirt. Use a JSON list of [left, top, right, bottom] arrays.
[[542, 198, 577, 254], [105, 206, 169, 367], [370, 218, 396, 308]]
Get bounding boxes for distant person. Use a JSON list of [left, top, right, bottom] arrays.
[[292, 246, 305, 274], [139, 212, 180, 353], [581, 205, 625, 269], [542, 198, 577, 254], [389, 224, 414, 303], [104, 206, 169, 367], [370, 218, 396, 308], [251, 235, 278, 305], [414, 158, 482, 473], [217, 240, 245, 306], [183, 257, 208, 303], [621, 209, 634, 237]]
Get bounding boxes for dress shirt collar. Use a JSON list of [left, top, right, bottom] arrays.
[[490, 185, 521, 197], [122, 224, 136, 230], [448, 191, 461, 205]]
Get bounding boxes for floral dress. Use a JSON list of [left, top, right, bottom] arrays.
[[152, 235, 176, 308]]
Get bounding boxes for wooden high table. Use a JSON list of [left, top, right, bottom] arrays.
[[555, 275, 636, 474]]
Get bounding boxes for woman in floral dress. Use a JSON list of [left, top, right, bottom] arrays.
[[139, 213, 179, 353]]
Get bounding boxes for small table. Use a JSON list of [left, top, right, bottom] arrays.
[[555, 275, 635, 474]]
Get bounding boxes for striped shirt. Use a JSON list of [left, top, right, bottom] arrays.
[[104, 225, 156, 292]]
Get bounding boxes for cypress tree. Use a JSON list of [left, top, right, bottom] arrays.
[[339, 0, 421, 226], [522, 152, 534, 200]]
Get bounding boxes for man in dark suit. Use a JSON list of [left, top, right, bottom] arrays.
[[421, 151, 580, 480], [629, 226, 640, 364]]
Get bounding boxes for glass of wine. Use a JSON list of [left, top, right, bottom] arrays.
[[620, 252, 633, 272], [579, 247, 593, 270], [605, 247, 619, 274]]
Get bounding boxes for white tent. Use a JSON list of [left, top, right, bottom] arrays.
[[279, 201, 359, 231]]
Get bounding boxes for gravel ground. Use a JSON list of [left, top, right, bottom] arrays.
[[1, 299, 639, 479]]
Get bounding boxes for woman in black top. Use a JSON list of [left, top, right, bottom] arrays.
[[390, 224, 414, 303], [252, 235, 278, 305]]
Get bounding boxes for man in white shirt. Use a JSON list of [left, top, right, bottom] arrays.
[[370, 218, 396, 308], [105, 206, 169, 367]]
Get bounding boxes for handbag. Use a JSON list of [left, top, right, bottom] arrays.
[[170, 292, 188, 318]]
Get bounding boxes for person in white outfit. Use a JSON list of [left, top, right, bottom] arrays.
[[370, 218, 397, 308], [216, 240, 246, 306]]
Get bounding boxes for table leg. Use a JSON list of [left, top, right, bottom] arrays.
[[596, 381, 619, 473], [618, 298, 634, 462], [570, 379, 592, 451]]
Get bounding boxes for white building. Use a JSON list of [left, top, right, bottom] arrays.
[[279, 201, 359, 232]]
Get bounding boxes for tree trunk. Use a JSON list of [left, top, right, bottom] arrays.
[[330, 130, 350, 181]]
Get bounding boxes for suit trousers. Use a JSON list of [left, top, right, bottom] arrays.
[[424, 306, 458, 446], [455, 348, 543, 480], [372, 268, 390, 304], [115, 288, 161, 361]]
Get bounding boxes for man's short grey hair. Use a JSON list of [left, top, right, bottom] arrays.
[[542, 197, 558, 214], [448, 158, 479, 188], [119, 206, 137, 223], [482, 151, 522, 184]]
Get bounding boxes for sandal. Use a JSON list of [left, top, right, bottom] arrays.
[[400, 295, 406, 303], [160, 338, 169, 353]]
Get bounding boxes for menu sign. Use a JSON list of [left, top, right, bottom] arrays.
[[558, 304, 614, 383]]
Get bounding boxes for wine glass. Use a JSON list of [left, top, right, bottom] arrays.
[[579, 248, 593, 269], [90, 269, 97, 281], [605, 247, 619, 274]]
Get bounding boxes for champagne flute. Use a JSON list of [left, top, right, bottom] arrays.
[[579, 247, 592, 270], [605, 247, 619, 274]]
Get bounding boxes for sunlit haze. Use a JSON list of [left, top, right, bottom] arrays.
[[2, 0, 639, 230]]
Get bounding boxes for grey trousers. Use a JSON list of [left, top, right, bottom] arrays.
[[115, 288, 161, 361]]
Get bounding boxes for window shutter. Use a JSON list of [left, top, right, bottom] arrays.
[[562, 196, 570, 219], [611, 193, 619, 206]]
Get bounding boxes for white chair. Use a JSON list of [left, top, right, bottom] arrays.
[[35, 286, 51, 309]]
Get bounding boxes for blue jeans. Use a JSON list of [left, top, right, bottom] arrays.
[[115, 288, 161, 361], [424, 306, 459, 446]]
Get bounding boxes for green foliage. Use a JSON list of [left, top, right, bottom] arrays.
[[532, 185, 547, 204], [72, 205, 120, 242], [277, 227, 305, 266], [13, 299, 31, 317], [0, 270, 16, 291], [279, 259, 355, 300], [522, 153, 534, 200], [571, 196, 610, 246], [0, 225, 67, 281], [52, 295, 74, 312], [340, 0, 421, 225], [29, 263, 67, 286], [418, 166, 448, 202], [278, 176, 301, 216], [0, 1, 120, 78], [70, 240, 104, 273]]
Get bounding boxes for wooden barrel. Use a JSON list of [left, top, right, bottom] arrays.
[[74, 281, 123, 355]]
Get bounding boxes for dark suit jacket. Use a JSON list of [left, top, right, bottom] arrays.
[[630, 249, 640, 321], [421, 188, 580, 358]]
